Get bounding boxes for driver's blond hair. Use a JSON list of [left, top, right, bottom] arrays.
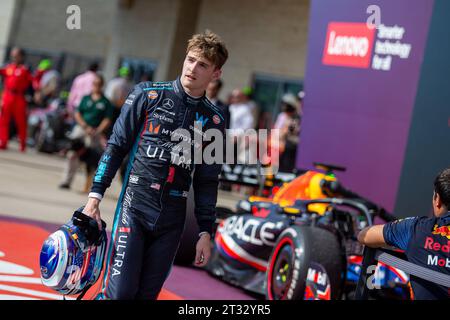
[[187, 30, 229, 69]]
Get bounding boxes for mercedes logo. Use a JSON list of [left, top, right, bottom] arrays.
[[162, 98, 174, 110]]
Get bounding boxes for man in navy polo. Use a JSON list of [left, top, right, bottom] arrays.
[[358, 168, 450, 299]]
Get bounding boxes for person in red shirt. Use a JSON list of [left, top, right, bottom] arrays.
[[0, 47, 33, 151]]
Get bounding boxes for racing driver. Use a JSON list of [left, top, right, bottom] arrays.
[[358, 168, 450, 299], [83, 30, 228, 299]]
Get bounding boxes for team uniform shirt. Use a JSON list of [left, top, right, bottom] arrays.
[[0, 63, 32, 94], [0, 63, 32, 150], [383, 212, 450, 299], [77, 94, 114, 128]]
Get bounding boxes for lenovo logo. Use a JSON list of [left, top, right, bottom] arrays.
[[322, 22, 375, 68]]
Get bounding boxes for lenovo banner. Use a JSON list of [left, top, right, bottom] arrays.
[[297, 0, 435, 215]]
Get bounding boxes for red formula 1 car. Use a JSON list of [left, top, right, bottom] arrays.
[[176, 163, 411, 300]]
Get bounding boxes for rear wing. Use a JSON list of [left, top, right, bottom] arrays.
[[220, 164, 298, 189]]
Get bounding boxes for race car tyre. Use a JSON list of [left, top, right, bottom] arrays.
[[266, 225, 345, 300]]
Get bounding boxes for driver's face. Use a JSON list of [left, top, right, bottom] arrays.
[[181, 50, 221, 96]]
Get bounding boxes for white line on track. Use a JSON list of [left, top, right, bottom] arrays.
[[0, 294, 40, 300], [0, 275, 42, 284], [0, 284, 75, 300], [0, 260, 34, 275]]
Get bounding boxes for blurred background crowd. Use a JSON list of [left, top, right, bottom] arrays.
[[0, 46, 303, 192], [0, 0, 309, 195]]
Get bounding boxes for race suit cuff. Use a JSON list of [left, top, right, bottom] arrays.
[[199, 231, 211, 238], [198, 221, 213, 236], [88, 192, 103, 201], [90, 183, 106, 197]]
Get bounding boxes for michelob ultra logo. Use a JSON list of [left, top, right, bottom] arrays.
[[322, 22, 375, 68]]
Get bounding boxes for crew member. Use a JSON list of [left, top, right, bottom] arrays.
[[0, 47, 32, 151], [358, 168, 450, 299]]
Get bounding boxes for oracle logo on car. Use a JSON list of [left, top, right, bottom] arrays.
[[322, 22, 376, 69]]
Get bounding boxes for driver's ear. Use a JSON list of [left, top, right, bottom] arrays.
[[435, 192, 442, 209], [212, 68, 222, 81]]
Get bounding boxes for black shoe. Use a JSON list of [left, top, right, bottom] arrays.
[[59, 183, 71, 190]]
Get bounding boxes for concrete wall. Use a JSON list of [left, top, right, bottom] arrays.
[[165, 0, 202, 80], [104, 0, 180, 81], [5, 0, 310, 96], [0, 0, 20, 63], [11, 0, 116, 58], [196, 0, 309, 97]]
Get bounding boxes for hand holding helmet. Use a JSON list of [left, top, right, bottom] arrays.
[[83, 197, 102, 230], [39, 207, 107, 299]]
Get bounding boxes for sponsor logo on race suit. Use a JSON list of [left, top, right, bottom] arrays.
[[146, 146, 167, 161], [128, 175, 139, 184], [121, 188, 133, 230], [146, 144, 192, 170], [164, 128, 202, 149], [195, 112, 209, 127], [151, 99, 176, 120], [213, 115, 221, 125], [162, 98, 174, 110], [112, 188, 133, 277], [148, 90, 158, 100], [155, 107, 176, 116], [94, 154, 111, 183], [424, 236, 450, 268], [424, 236, 450, 252], [427, 255, 450, 268], [432, 225, 450, 239], [153, 112, 174, 124], [148, 121, 161, 134], [125, 94, 136, 105], [155, 99, 176, 116]]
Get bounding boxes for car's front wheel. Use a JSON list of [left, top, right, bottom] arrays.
[[266, 225, 345, 300]]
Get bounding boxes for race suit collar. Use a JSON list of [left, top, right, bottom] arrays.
[[174, 76, 205, 106]]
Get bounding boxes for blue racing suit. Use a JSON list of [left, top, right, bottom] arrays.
[[383, 212, 450, 299], [92, 77, 225, 299]]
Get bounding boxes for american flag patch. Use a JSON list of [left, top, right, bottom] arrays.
[[151, 183, 161, 190]]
